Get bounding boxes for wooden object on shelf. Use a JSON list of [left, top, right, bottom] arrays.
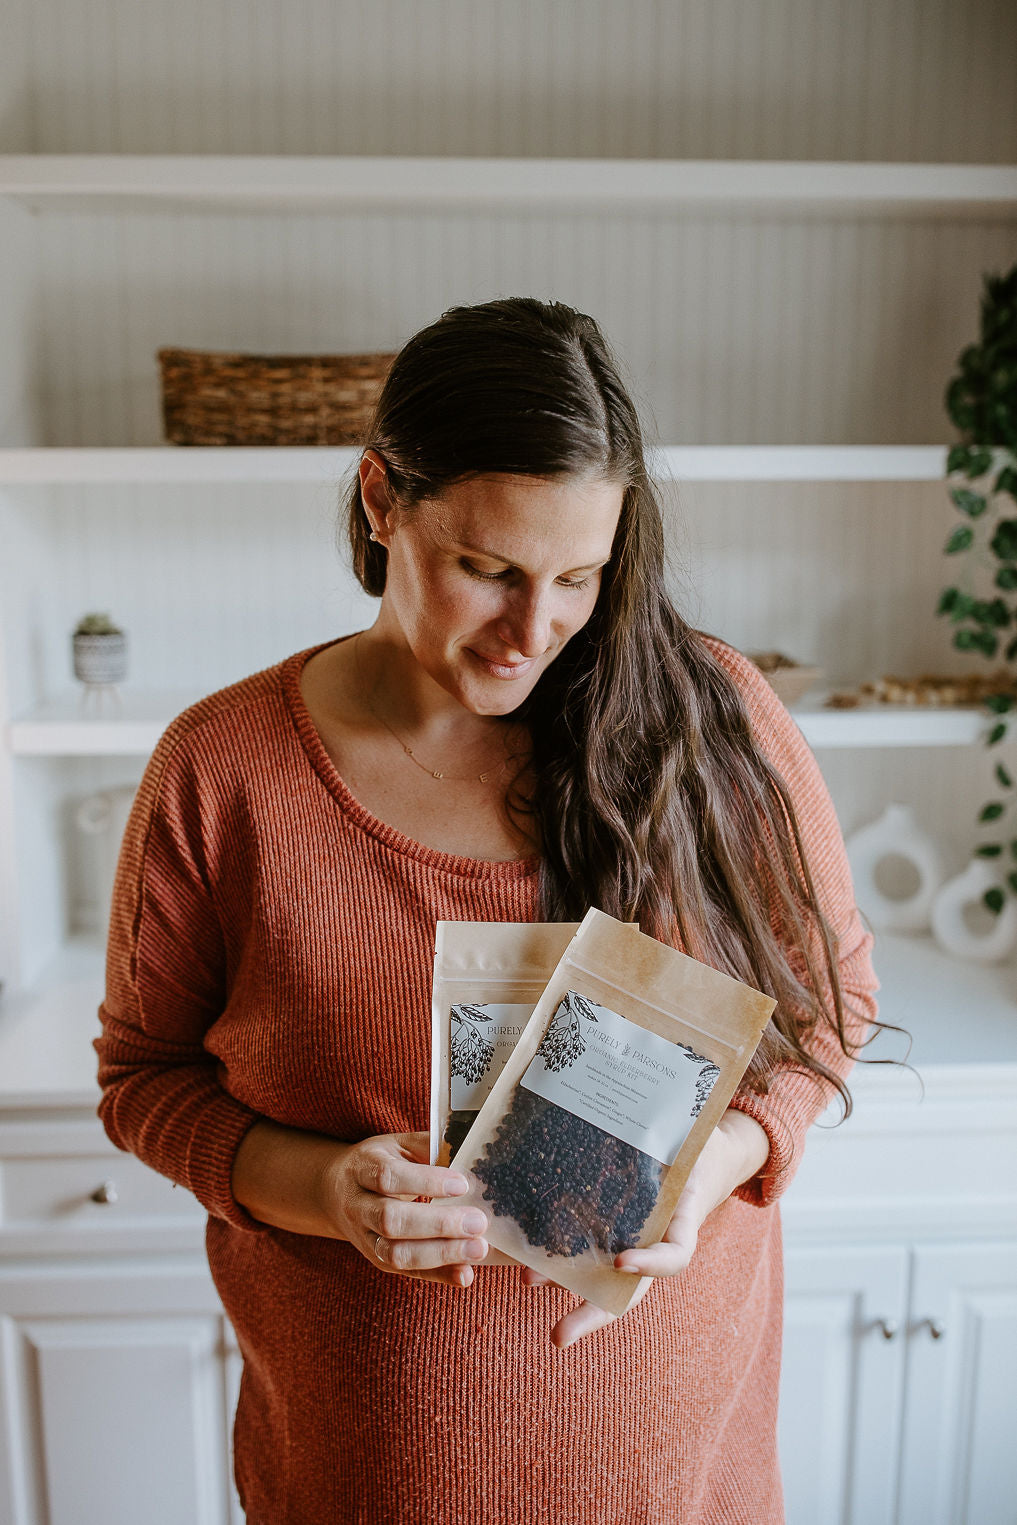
[[748, 650, 823, 705], [157, 347, 397, 446], [825, 670, 1017, 709]]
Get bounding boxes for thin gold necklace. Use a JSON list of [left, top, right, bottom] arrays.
[[353, 633, 508, 784]]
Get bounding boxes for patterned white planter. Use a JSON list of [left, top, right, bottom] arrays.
[[72, 631, 127, 685]]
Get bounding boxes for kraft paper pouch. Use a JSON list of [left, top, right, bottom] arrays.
[[449, 908, 776, 1315], [430, 921, 580, 1271], [430, 920, 580, 1167]]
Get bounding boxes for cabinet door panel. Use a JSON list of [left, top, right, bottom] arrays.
[[20, 1315, 230, 1525], [780, 1245, 908, 1525], [898, 1241, 1017, 1525], [0, 1259, 233, 1525]]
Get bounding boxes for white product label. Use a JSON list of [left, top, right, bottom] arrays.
[[520, 991, 720, 1165], [450, 1002, 534, 1110]]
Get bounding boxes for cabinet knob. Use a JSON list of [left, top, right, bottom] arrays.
[[873, 1317, 899, 1341], [89, 1180, 119, 1205], [914, 1317, 946, 1341]]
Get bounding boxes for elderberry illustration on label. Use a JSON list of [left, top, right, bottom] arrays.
[[522, 992, 720, 1166], [446, 1002, 534, 1155], [449, 1002, 534, 1108]]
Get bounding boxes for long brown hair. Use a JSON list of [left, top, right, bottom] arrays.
[[344, 296, 883, 1112]]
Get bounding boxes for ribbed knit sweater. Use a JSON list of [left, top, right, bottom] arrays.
[[95, 635, 878, 1525]]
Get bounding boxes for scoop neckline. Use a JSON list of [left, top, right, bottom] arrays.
[[280, 638, 542, 882]]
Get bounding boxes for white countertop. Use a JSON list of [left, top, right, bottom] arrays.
[[0, 931, 1013, 1113]]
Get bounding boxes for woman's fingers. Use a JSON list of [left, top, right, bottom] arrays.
[[553, 1300, 618, 1347], [364, 1190, 488, 1243], [613, 1229, 697, 1280], [349, 1142, 470, 1204], [374, 1233, 489, 1271], [550, 1280, 651, 1349], [338, 1134, 492, 1279]]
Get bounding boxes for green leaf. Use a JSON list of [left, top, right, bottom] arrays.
[[990, 519, 1017, 560], [1007, 635, 1017, 661], [1011, 839, 1017, 860], [989, 721, 1009, 744], [975, 843, 1003, 857], [946, 444, 975, 475], [937, 586, 959, 615], [955, 627, 998, 656], [980, 802, 1006, 821], [1009, 872, 1017, 895], [995, 564, 1017, 591], [997, 764, 1014, 788], [985, 693, 1015, 713], [984, 887, 1005, 915], [972, 597, 1012, 628], [950, 487, 988, 518], [945, 525, 974, 554], [970, 448, 995, 478], [995, 464, 1017, 499]]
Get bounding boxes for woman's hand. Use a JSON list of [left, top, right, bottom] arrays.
[[232, 1120, 488, 1287], [520, 1109, 770, 1348], [330, 1130, 490, 1287]]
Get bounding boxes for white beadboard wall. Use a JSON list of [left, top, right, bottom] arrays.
[[0, 479, 975, 704], [2, 0, 1016, 163], [6, 475, 1003, 940], [9, 208, 1015, 448]]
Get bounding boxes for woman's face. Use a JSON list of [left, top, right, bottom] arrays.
[[363, 452, 625, 716]]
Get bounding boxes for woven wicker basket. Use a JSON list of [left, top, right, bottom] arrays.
[[158, 348, 398, 446]]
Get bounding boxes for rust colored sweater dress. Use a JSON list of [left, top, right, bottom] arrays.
[[95, 635, 878, 1525]]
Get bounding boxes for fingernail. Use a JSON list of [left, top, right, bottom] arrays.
[[446, 1175, 469, 1196], [464, 1237, 487, 1259], [616, 1263, 642, 1274], [463, 1210, 487, 1234], [455, 1267, 473, 1288]]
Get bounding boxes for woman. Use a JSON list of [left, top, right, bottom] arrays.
[[96, 296, 880, 1525]]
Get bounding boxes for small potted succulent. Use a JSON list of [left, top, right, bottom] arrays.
[[936, 261, 1017, 911], [72, 612, 128, 687]]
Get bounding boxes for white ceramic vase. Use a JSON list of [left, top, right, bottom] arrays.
[[930, 859, 1017, 964], [844, 803, 946, 932], [75, 784, 138, 942]]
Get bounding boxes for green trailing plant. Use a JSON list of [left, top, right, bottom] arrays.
[[937, 262, 1017, 912], [73, 612, 123, 637]]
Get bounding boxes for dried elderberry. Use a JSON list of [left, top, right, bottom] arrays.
[[472, 1086, 664, 1259], [443, 1109, 475, 1157]]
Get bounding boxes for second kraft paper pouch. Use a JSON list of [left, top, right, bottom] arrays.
[[448, 908, 777, 1314], [430, 920, 580, 1168]]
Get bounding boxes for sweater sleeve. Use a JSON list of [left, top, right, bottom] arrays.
[[704, 640, 880, 1208], [94, 718, 267, 1232]]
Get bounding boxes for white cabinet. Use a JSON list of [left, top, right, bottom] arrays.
[[0, 1282, 233, 1525], [782, 1242, 1017, 1525], [898, 1242, 1017, 1525], [0, 1112, 238, 1525], [779, 1058, 1017, 1525], [781, 1245, 908, 1525]]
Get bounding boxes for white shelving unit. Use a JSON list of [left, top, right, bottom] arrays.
[[8, 688, 1013, 757], [0, 443, 951, 485], [1, 151, 1016, 1005], [2, 154, 1015, 214]]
